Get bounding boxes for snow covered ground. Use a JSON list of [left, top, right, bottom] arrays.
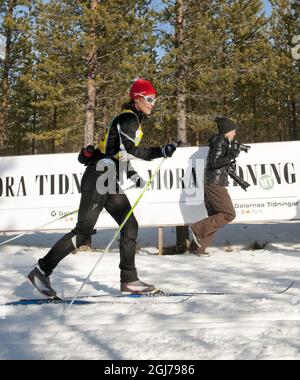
[[0, 221, 300, 360]]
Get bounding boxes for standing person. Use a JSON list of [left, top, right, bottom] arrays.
[[28, 79, 177, 296], [189, 116, 240, 256]]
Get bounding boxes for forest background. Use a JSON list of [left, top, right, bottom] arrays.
[[0, 0, 299, 156], [0, 0, 299, 250]]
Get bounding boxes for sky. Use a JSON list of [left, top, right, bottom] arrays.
[[264, 0, 273, 16], [0, 37, 4, 60]]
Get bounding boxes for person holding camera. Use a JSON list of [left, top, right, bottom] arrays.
[[189, 116, 241, 256]]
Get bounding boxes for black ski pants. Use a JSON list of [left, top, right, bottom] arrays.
[[39, 163, 139, 283]]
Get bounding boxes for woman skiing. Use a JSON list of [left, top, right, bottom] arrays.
[[28, 78, 177, 297]]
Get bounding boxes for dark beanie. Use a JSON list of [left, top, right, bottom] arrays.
[[215, 116, 237, 134]]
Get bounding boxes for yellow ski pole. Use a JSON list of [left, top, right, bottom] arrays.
[[64, 157, 167, 313]]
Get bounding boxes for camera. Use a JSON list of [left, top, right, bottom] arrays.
[[232, 140, 251, 154]]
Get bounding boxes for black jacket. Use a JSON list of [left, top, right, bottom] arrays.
[[79, 105, 163, 182], [205, 134, 232, 186], [98, 105, 162, 161]]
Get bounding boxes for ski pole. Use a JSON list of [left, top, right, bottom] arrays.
[[0, 209, 79, 248], [64, 157, 167, 313], [0, 184, 141, 248]]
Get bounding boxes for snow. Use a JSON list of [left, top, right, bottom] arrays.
[[0, 221, 300, 360]]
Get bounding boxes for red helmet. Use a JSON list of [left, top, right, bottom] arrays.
[[129, 78, 157, 99]]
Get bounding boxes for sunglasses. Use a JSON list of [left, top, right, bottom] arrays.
[[136, 93, 157, 105]]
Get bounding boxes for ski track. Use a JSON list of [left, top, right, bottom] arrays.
[[0, 222, 300, 360]]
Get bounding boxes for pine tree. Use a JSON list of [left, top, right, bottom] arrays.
[[0, 0, 15, 150], [0, 0, 34, 154], [83, 0, 97, 146], [23, 0, 158, 154], [20, 0, 86, 154], [89, 0, 158, 143], [269, 0, 300, 140], [182, 0, 272, 143]]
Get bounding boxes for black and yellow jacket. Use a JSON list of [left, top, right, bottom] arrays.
[[98, 105, 162, 162], [79, 105, 163, 181]]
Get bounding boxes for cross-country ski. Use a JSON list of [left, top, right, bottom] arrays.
[[2, 281, 294, 307]]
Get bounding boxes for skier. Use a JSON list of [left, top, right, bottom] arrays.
[[189, 116, 239, 256], [28, 78, 177, 297]]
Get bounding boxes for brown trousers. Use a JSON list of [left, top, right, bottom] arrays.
[[191, 182, 236, 252]]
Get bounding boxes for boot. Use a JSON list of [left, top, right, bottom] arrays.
[[27, 264, 57, 298], [121, 280, 156, 293], [189, 240, 210, 257], [191, 226, 202, 248]]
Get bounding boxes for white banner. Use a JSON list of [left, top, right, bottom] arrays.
[[0, 142, 299, 232]]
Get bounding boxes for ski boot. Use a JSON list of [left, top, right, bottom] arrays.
[[28, 263, 57, 298], [121, 280, 157, 294]]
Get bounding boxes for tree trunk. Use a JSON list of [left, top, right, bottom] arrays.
[[52, 106, 58, 153], [175, 0, 187, 146], [175, 0, 189, 253], [32, 108, 37, 154], [84, 0, 98, 146], [0, 0, 14, 150], [277, 98, 283, 141], [252, 93, 257, 142], [290, 93, 297, 140], [80, 0, 98, 250]]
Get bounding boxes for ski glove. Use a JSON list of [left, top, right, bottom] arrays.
[[162, 142, 177, 158], [78, 145, 95, 165]]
